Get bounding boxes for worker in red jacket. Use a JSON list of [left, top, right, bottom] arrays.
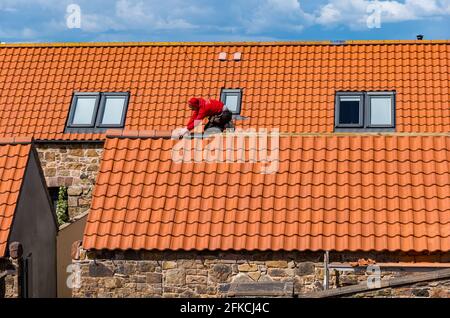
[[186, 97, 225, 131], [175, 97, 227, 138]]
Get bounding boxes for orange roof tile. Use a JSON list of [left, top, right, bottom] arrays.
[[0, 139, 32, 257], [0, 40, 449, 141], [83, 134, 450, 252]]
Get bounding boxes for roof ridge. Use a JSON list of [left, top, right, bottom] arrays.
[[106, 131, 450, 139], [0, 137, 33, 145], [1, 39, 449, 48], [106, 129, 173, 139]]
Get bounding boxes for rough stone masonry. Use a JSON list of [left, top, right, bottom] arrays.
[[0, 258, 19, 298], [36, 143, 103, 220], [72, 250, 450, 298]]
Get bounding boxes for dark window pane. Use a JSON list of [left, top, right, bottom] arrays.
[[339, 97, 360, 124]]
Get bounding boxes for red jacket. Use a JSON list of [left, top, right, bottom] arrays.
[[186, 98, 224, 130]]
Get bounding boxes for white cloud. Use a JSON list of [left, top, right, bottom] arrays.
[[0, 27, 36, 40], [114, 0, 197, 30], [0, 6, 17, 12], [267, 0, 302, 11], [316, 0, 450, 28], [0, 0, 449, 41], [116, 0, 148, 27], [80, 13, 121, 32], [240, 0, 314, 34], [316, 3, 344, 25]]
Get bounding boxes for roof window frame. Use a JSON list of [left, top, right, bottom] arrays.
[[366, 91, 396, 129], [66, 92, 101, 128], [335, 92, 364, 128], [335, 91, 396, 132], [220, 88, 243, 115], [66, 91, 130, 133], [96, 92, 130, 128]]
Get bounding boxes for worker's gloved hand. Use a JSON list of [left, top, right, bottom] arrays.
[[171, 127, 190, 139]]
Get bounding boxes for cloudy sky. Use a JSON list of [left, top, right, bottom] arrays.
[[0, 0, 449, 43]]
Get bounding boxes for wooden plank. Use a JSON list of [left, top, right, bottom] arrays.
[[300, 268, 450, 298], [227, 282, 294, 297], [324, 262, 450, 269], [324, 251, 330, 289], [387, 268, 450, 286]]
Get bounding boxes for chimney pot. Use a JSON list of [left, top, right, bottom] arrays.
[[416, 34, 424, 40], [218, 52, 227, 61], [9, 242, 23, 260]]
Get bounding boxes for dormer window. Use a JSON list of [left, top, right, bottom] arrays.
[[335, 91, 395, 131], [66, 92, 129, 132], [221, 89, 242, 115]]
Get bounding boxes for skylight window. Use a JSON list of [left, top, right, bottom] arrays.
[[335, 91, 395, 131], [70, 94, 99, 127], [221, 89, 242, 115], [66, 92, 129, 131], [337, 95, 363, 127], [98, 94, 128, 127], [368, 95, 394, 127]]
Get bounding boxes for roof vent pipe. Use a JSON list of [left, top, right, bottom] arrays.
[[416, 34, 424, 40]]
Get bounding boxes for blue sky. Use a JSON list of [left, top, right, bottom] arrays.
[[0, 0, 449, 43]]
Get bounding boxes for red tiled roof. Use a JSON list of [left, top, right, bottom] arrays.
[[0, 40, 449, 141], [83, 134, 450, 252], [0, 138, 32, 257]]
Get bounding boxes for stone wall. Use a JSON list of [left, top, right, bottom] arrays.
[[4, 273, 17, 298], [0, 258, 18, 298], [72, 250, 450, 298], [36, 143, 103, 220]]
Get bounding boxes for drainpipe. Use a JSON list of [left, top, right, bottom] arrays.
[[323, 251, 330, 290], [9, 242, 24, 298]]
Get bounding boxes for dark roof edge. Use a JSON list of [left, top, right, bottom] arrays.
[[105, 131, 450, 140]]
